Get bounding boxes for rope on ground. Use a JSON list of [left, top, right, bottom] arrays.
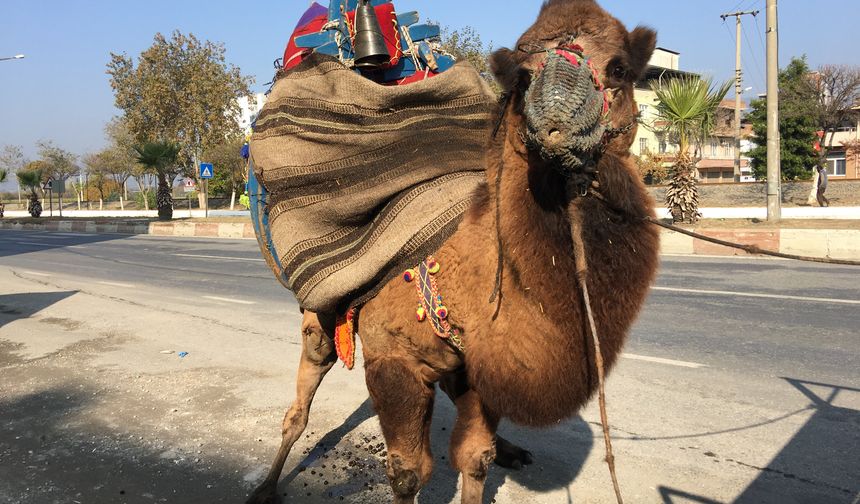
[[570, 209, 624, 504]]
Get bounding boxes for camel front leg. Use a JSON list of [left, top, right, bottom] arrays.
[[449, 389, 498, 504], [365, 356, 436, 504], [246, 311, 337, 504]]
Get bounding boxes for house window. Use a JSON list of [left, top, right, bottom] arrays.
[[826, 156, 846, 176], [659, 139, 667, 153], [639, 137, 648, 154], [638, 104, 648, 118], [710, 139, 718, 157], [722, 140, 732, 157]]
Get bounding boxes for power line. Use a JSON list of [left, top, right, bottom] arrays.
[[753, 12, 767, 54], [742, 21, 766, 92]]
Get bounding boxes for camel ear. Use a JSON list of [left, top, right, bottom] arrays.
[[490, 47, 520, 92], [628, 26, 657, 80]]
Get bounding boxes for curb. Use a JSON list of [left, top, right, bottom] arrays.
[[0, 220, 257, 240], [3, 220, 859, 261]]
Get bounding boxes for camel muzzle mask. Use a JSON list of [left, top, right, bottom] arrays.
[[524, 45, 610, 175]]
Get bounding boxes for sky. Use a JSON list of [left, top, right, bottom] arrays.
[[1, 0, 858, 190]]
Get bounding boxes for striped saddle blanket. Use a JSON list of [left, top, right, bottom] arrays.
[[249, 54, 496, 312]]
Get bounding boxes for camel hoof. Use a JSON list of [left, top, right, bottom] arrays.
[[245, 481, 281, 504], [391, 469, 420, 497], [494, 436, 534, 470]]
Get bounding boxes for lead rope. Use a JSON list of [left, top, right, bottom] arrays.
[[488, 93, 511, 305], [570, 208, 624, 504], [586, 189, 860, 267]]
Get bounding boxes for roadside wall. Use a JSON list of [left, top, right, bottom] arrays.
[[647, 179, 860, 207]]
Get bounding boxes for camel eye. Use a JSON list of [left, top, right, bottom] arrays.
[[612, 65, 627, 80]]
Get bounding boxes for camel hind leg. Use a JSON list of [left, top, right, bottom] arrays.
[[246, 311, 337, 504], [440, 370, 533, 470]]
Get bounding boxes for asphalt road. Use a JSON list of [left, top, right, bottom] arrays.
[[1, 228, 858, 504]]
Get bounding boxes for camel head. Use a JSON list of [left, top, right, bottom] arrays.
[[490, 0, 656, 189]]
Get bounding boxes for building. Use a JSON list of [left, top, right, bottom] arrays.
[[237, 93, 268, 133], [820, 110, 860, 180], [633, 47, 689, 162], [695, 99, 753, 183], [633, 48, 752, 184]]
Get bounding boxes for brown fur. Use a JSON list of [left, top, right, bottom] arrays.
[[249, 2, 659, 503], [360, 0, 659, 500]]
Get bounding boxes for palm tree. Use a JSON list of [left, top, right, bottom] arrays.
[[134, 141, 180, 220], [650, 76, 732, 223], [17, 169, 43, 218]]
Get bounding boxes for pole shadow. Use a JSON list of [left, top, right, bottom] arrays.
[[732, 378, 859, 504]]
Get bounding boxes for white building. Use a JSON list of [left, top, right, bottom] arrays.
[[237, 93, 268, 133]]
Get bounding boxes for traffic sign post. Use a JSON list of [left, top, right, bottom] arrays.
[[199, 163, 214, 218]]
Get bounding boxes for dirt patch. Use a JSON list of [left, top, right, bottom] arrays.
[[39, 317, 82, 331]]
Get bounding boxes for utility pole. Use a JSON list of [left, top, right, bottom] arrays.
[[721, 9, 759, 182], [766, 0, 781, 220]]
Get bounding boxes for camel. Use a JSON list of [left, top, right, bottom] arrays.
[[248, 1, 660, 502]]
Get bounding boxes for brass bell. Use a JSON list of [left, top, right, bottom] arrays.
[[353, 0, 389, 69]]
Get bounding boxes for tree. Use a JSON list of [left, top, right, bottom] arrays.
[[0, 145, 25, 176], [748, 57, 819, 181], [37, 140, 79, 210], [1, 145, 26, 205], [811, 65, 860, 165], [134, 141, 180, 220], [0, 168, 6, 215], [107, 31, 254, 208], [202, 135, 245, 206], [17, 167, 43, 218], [103, 118, 137, 209], [82, 152, 113, 210], [435, 24, 498, 93], [650, 76, 732, 223]]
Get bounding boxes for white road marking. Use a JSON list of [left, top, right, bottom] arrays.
[[653, 286, 860, 306], [13, 241, 50, 246], [21, 270, 50, 277], [39, 233, 91, 238], [202, 295, 256, 305], [174, 253, 264, 262], [97, 281, 135, 288], [622, 353, 706, 369]]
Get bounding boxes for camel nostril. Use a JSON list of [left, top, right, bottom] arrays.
[[546, 129, 563, 146]]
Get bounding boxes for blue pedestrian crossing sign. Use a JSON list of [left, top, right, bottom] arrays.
[[199, 163, 214, 179]]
